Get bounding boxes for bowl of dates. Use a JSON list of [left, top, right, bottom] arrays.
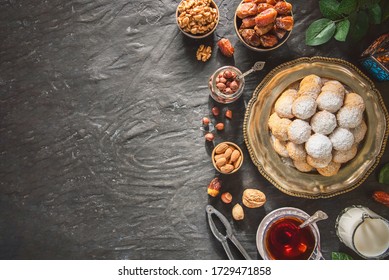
[[234, 0, 294, 51]]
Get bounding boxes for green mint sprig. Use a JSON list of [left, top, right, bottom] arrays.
[[306, 0, 385, 46]]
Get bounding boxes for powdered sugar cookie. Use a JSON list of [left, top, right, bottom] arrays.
[[292, 96, 317, 119], [305, 134, 332, 158], [310, 110, 337, 135], [287, 119, 311, 144], [317, 161, 341, 177], [329, 127, 354, 151]]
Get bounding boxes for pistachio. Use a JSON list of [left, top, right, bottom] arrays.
[[232, 203, 244, 220]]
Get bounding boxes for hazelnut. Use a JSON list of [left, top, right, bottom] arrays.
[[232, 203, 244, 220], [215, 123, 224, 130], [223, 70, 233, 79], [212, 106, 220, 116], [230, 81, 239, 91], [216, 83, 226, 91], [225, 109, 232, 119], [224, 88, 233, 95], [221, 192, 232, 204], [205, 132, 214, 141], [202, 117, 210, 126]]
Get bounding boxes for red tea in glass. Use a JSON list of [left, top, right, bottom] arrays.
[[265, 216, 315, 260]]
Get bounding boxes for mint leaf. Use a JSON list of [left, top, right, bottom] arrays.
[[368, 3, 382, 24], [332, 252, 353, 260], [338, 0, 358, 14], [382, 0, 389, 22], [359, 0, 380, 9], [306, 18, 336, 46], [348, 11, 369, 41], [335, 19, 350, 41], [320, 0, 342, 20]]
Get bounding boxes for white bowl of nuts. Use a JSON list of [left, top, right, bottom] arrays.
[[209, 66, 245, 104], [176, 0, 219, 39], [212, 142, 243, 174]]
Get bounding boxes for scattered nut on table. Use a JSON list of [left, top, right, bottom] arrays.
[[205, 132, 214, 141], [242, 189, 266, 208], [207, 177, 221, 197], [221, 192, 232, 204], [232, 203, 244, 220], [196, 45, 212, 62]]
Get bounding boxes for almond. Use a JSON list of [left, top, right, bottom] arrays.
[[220, 164, 234, 173], [215, 157, 227, 168], [230, 149, 240, 163], [234, 155, 242, 169], [223, 148, 233, 160], [215, 143, 229, 154]]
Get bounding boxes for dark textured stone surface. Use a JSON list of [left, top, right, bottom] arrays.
[[0, 0, 388, 260]]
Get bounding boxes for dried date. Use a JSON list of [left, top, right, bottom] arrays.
[[236, 2, 258, 19], [217, 38, 234, 57], [240, 29, 261, 47], [276, 16, 294, 31], [372, 191, 389, 207], [254, 23, 273, 36], [240, 16, 256, 29], [274, 1, 292, 15], [259, 33, 278, 47], [255, 8, 277, 27], [257, 3, 273, 13], [273, 25, 287, 39]]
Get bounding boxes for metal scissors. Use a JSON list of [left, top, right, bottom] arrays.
[[206, 205, 252, 260]]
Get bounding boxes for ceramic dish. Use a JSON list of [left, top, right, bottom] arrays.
[[176, 0, 219, 39], [243, 57, 389, 199], [234, 0, 293, 52], [212, 142, 243, 174]]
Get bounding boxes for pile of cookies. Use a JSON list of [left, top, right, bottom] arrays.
[[268, 74, 367, 176]]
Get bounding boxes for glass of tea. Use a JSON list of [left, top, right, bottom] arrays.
[[256, 207, 323, 260]]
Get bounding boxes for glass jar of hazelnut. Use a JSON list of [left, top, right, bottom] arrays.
[[208, 66, 245, 104]]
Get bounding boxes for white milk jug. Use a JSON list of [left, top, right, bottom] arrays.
[[335, 205, 389, 259]]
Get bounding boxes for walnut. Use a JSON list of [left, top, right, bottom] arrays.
[[242, 189, 266, 208], [196, 45, 212, 62], [177, 0, 218, 35]]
